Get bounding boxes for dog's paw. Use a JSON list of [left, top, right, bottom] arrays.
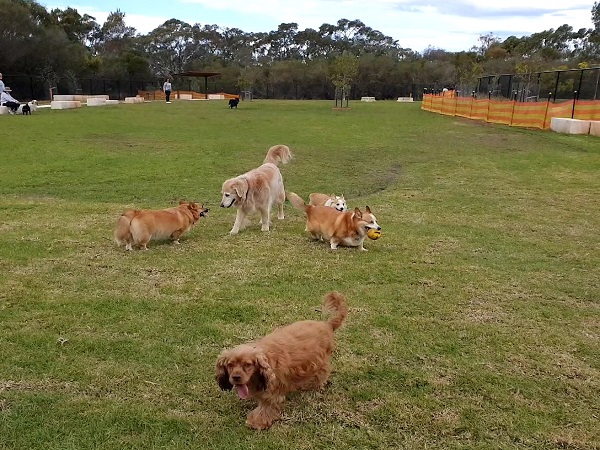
[[246, 414, 273, 430]]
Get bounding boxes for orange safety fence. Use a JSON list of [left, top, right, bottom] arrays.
[[421, 94, 600, 130]]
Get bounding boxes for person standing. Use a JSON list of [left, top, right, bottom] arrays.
[[163, 77, 172, 103], [0, 72, 5, 93]]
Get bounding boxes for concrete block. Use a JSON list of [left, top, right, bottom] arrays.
[[124, 96, 144, 104], [208, 94, 224, 100], [178, 93, 193, 100], [87, 98, 107, 106], [397, 97, 414, 102], [361, 97, 376, 102], [0, 106, 12, 115], [52, 95, 75, 101], [550, 118, 591, 135], [590, 121, 600, 137], [51, 100, 81, 109], [105, 100, 119, 105]]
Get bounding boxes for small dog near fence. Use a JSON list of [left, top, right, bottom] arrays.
[[228, 98, 239, 109]]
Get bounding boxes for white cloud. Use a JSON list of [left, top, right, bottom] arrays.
[[47, 0, 593, 52]]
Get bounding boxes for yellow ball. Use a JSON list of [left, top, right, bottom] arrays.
[[367, 229, 381, 240]]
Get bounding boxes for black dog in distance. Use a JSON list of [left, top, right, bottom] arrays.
[[22, 104, 31, 115], [228, 98, 239, 109]]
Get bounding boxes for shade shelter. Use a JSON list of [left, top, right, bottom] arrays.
[[173, 71, 220, 99]]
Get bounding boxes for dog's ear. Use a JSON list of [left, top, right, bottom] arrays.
[[365, 206, 371, 214], [215, 354, 233, 391], [233, 179, 248, 201], [254, 352, 276, 391], [179, 200, 186, 205], [353, 207, 362, 219]]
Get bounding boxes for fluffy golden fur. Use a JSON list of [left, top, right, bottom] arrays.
[[309, 192, 347, 211], [216, 292, 348, 430], [288, 192, 380, 251], [220, 145, 292, 235], [114, 201, 208, 250]]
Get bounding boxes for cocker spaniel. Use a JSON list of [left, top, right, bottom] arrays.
[[215, 291, 348, 430]]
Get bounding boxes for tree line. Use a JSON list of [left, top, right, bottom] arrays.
[[1, 0, 599, 100]]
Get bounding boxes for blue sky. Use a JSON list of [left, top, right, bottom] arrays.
[[45, 0, 594, 52]]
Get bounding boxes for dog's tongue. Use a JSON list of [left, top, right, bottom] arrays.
[[236, 384, 249, 400]]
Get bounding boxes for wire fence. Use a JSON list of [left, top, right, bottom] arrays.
[[474, 67, 600, 102], [3, 73, 428, 101], [1, 75, 241, 101]]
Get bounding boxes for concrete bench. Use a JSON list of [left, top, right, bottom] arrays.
[[124, 96, 144, 104], [178, 93, 193, 100], [208, 94, 224, 100], [54, 94, 109, 102], [53, 95, 76, 101], [550, 118, 591, 135], [0, 106, 12, 115], [590, 121, 600, 137], [87, 98, 119, 106], [87, 98, 107, 106], [361, 97, 376, 102], [397, 97, 414, 102], [51, 100, 81, 109]]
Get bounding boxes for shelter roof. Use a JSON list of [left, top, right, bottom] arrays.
[[174, 71, 220, 78]]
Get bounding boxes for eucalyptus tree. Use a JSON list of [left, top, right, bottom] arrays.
[[330, 51, 358, 104], [144, 19, 196, 76]]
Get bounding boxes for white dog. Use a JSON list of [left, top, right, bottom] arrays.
[[220, 145, 293, 235]]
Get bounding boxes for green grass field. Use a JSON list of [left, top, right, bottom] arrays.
[[0, 100, 598, 449]]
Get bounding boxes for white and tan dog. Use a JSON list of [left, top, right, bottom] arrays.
[[17, 100, 38, 115], [114, 201, 208, 250], [288, 192, 380, 251], [220, 145, 292, 235], [309, 193, 347, 212]]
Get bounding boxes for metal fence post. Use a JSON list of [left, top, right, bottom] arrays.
[[510, 91, 517, 125], [543, 92, 552, 128], [571, 91, 578, 119]]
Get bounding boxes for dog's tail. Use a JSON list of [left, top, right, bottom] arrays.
[[323, 291, 348, 331], [113, 210, 137, 247], [264, 144, 292, 165], [286, 191, 310, 213]]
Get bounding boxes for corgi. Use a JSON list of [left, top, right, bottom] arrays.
[[114, 201, 208, 250], [309, 193, 347, 212], [287, 192, 380, 251]]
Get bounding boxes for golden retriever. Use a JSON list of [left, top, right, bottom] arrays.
[[114, 201, 208, 250], [216, 291, 347, 430], [288, 192, 380, 251], [309, 192, 347, 211], [220, 145, 292, 235]]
